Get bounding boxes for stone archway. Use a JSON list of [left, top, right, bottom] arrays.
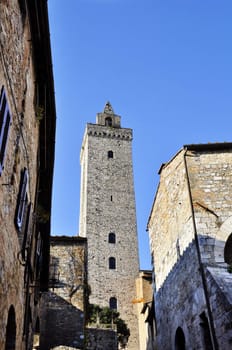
[[175, 327, 186, 350], [214, 216, 232, 264], [5, 305, 16, 350], [224, 233, 232, 265]]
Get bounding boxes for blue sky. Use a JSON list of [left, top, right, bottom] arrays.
[[48, 0, 232, 270]]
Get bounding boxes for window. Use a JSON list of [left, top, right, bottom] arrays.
[[0, 86, 11, 175], [105, 117, 112, 127], [108, 150, 113, 158], [109, 257, 116, 269], [109, 297, 117, 310], [15, 168, 28, 231], [108, 232, 116, 244]]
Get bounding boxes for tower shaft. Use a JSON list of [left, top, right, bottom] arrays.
[[79, 104, 140, 349]]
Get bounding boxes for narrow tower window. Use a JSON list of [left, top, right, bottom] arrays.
[[109, 257, 116, 269], [108, 150, 113, 158], [108, 232, 116, 244], [109, 297, 117, 310], [105, 117, 112, 126]]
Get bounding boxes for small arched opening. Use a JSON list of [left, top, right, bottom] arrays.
[[109, 257, 116, 270], [108, 150, 113, 159], [175, 327, 186, 350], [109, 297, 117, 310], [108, 232, 116, 244], [5, 305, 16, 350]]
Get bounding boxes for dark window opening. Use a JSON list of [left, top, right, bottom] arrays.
[[109, 297, 117, 310], [110, 195, 113, 202], [105, 117, 112, 127], [5, 305, 16, 350], [175, 327, 186, 350], [200, 312, 213, 350], [0, 86, 11, 175], [109, 257, 116, 269], [225, 233, 232, 265], [108, 150, 113, 158], [108, 232, 116, 244]]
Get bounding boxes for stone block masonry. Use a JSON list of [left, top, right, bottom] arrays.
[[40, 236, 87, 350]]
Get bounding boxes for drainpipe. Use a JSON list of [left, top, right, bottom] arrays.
[[183, 148, 219, 350]]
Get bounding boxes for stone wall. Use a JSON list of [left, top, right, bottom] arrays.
[[86, 328, 117, 350], [40, 237, 87, 350], [40, 292, 85, 350]]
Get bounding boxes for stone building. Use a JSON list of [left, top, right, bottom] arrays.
[[147, 143, 232, 350], [40, 236, 87, 350], [0, 1, 56, 349], [79, 102, 140, 349]]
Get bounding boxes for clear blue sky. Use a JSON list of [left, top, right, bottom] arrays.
[[48, 0, 232, 270]]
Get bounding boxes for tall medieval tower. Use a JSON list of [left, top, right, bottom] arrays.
[[79, 102, 140, 349]]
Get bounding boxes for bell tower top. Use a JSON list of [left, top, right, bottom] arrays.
[[96, 101, 121, 128]]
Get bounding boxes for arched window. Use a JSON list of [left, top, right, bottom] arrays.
[[108, 150, 113, 159], [224, 233, 232, 265], [5, 305, 16, 350], [109, 257, 116, 269], [105, 117, 112, 127], [109, 297, 117, 310], [108, 232, 116, 244], [175, 327, 186, 350]]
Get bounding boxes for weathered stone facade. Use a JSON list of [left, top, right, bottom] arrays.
[[79, 103, 140, 349], [135, 271, 156, 350], [40, 236, 87, 350], [0, 1, 56, 349], [85, 328, 117, 350], [148, 143, 232, 349]]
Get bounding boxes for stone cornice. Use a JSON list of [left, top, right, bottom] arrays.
[[86, 123, 133, 141]]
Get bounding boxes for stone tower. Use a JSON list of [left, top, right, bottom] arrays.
[[79, 102, 140, 349]]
